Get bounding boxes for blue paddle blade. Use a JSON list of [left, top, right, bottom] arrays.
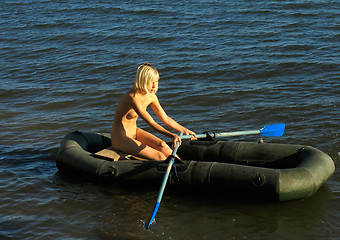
[[259, 123, 285, 137], [147, 201, 160, 228]]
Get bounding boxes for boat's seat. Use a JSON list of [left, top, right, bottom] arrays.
[[94, 147, 149, 161]]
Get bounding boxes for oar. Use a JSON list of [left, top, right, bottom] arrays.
[[147, 132, 183, 229], [181, 123, 285, 140]]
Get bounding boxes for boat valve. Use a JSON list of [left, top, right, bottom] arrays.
[[251, 172, 266, 187]]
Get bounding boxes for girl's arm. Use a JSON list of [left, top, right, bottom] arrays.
[[131, 94, 176, 140], [150, 94, 196, 138]]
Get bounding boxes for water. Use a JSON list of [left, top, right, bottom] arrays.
[[0, 0, 339, 239]]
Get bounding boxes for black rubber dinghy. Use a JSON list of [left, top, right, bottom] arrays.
[[56, 131, 335, 201]]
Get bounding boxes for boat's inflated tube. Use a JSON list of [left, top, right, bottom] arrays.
[[56, 131, 334, 201]]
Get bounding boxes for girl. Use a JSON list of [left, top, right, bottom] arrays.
[[111, 63, 196, 161]]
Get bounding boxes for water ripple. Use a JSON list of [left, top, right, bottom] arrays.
[[0, 0, 339, 239]]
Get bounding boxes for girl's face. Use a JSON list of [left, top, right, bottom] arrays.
[[148, 78, 159, 93]]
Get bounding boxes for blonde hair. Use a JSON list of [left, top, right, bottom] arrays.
[[132, 63, 159, 93]]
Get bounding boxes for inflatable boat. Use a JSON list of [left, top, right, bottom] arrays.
[[56, 131, 334, 201]]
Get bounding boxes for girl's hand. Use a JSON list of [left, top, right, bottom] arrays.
[[172, 134, 182, 147], [183, 128, 197, 140]]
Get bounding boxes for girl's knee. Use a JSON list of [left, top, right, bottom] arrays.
[[159, 140, 167, 149], [154, 151, 167, 161], [159, 141, 172, 155]]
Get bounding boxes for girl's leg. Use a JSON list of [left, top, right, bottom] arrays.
[[112, 133, 167, 161], [136, 128, 173, 158]]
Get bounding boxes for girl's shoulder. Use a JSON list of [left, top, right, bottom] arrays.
[[123, 90, 137, 100], [117, 91, 135, 106]]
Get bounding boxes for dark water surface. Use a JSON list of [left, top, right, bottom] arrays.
[[1, 0, 339, 239]]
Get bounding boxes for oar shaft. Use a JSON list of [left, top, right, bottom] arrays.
[[181, 130, 260, 140], [181, 133, 206, 140], [156, 150, 177, 203], [147, 132, 183, 228], [215, 130, 260, 138], [181, 123, 285, 140]]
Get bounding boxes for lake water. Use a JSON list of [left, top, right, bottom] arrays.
[[0, 0, 339, 239]]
